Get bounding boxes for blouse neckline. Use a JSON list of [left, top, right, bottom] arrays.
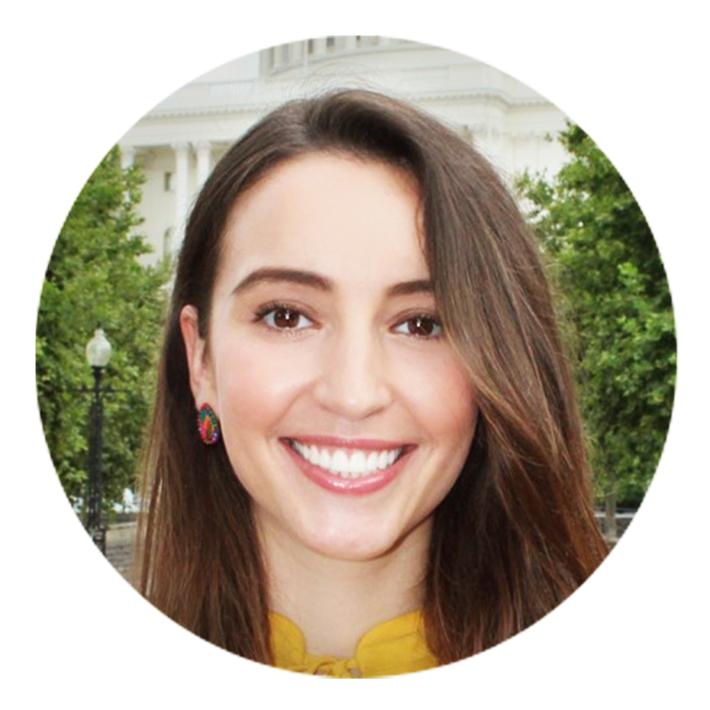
[[269, 609, 438, 678]]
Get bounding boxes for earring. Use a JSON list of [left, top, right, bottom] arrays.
[[197, 403, 220, 445]]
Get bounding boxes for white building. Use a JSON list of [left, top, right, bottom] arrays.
[[119, 37, 569, 264]]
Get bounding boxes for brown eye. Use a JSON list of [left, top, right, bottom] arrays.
[[273, 307, 298, 328], [395, 315, 442, 338], [261, 306, 313, 331]]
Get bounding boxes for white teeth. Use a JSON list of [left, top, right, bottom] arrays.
[[350, 451, 366, 476], [331, 450, 348, 474], [290, 440, 403, 478]]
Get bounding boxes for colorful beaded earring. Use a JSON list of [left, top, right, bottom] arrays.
[[197, 403, 220, 445]]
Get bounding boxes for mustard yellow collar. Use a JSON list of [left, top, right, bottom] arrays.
[[269, 609, 438, 678]]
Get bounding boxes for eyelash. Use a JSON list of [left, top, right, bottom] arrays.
[[252, 302, 443, 339]]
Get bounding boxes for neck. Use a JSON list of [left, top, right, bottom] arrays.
[[258, 512, 431, 658]]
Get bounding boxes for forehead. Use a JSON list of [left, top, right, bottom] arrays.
[[217, 152, 428, 289]]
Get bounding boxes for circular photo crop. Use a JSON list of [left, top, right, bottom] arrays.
[[36, 35, 675, 678]]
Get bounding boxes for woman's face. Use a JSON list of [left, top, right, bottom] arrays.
[[181, 153, 478, 562]]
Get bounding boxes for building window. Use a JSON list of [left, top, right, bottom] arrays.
[[163, 171, 172, 192]]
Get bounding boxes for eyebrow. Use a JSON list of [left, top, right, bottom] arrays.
[[231, 267, 433, 298]]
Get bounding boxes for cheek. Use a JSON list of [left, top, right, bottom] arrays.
[[211, 336, 318, 432], [393, 346, 477, 440]]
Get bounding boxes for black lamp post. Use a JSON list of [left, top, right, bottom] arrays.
[[85, 327, 112, 554]]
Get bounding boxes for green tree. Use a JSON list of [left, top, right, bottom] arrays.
[[517, 125, 675, 538], [36, 146, 170, 518]]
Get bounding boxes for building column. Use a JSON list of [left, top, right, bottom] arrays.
[[461, 125, 474, 147], [293, 40, 306, 63], [344, 36, 357, 51], [195, 141, 212, 190], [275, 44, 288, 68], [120, 145, 135, 170], [173, 142, 190, 244], [487, 127, 507, 177], [313, 37, 327, 55]]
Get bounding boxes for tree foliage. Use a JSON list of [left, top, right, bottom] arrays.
[[517, 125, 675, 506], [36, 146, 170, 516]]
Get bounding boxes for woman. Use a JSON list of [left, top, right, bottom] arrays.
[[135, 89, 608, 677]]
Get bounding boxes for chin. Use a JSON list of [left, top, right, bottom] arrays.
[[309, 541, 396, 563], [291, 523, 391, 561], [298, 519, 411, 562]]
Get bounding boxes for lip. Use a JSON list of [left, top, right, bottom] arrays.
[[280, 437, 416, 495]]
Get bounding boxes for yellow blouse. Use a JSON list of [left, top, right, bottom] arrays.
[[269, 610, 438, 678]]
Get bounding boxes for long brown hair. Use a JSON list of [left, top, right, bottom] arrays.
[[135, 88, 608, 666]]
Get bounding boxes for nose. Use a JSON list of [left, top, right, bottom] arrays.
[[313, 326, 393, 420]]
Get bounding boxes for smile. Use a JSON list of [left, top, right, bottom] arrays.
[[289, 440, 404, 478], [282, 436, 415, 495]]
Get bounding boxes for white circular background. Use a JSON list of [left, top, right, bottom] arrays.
[[3, 2, 708, 708]]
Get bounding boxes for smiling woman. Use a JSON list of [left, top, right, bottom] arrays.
[[135, 89, 608, 677]]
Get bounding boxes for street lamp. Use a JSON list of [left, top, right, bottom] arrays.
[[85, 327, 112, 553]]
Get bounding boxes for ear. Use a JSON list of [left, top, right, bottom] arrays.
[[179, 305, 216, 410]]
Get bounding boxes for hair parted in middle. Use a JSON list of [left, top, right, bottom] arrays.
[[135, 88, 608, 666]]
